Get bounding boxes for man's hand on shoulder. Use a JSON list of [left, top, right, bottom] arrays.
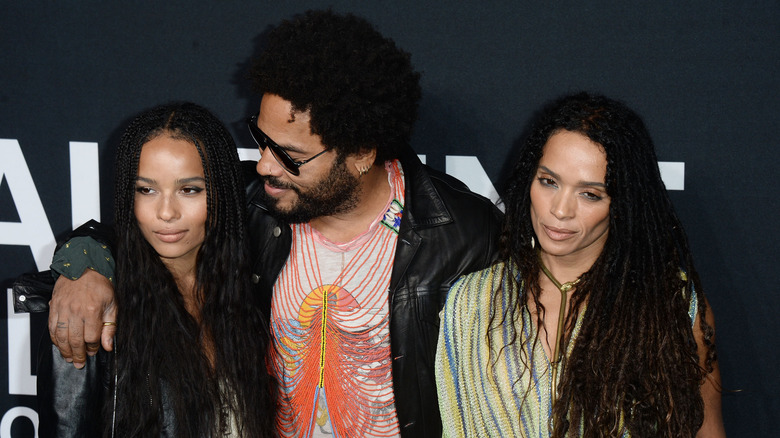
[[48, 269, 116, 369]]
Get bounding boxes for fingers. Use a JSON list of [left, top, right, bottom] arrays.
[[51, 318, 75, 362], [86, 342, 100, 355], [101, 304, 117, 352], [47, 270, 116, 369], [68, 319, 87, 368], [49, 276, 74, 362], [83, 307, 103, 357], [70, 283, 109, 367]]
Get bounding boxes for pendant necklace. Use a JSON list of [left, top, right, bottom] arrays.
[[538, 252, 580, 398]]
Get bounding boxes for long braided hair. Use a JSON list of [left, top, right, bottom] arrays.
[[495, 92, 716, 436], [111, 102, 275, 437]]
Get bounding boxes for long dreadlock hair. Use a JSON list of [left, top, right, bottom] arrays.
[[494, 92, 716, 437], [111, 102, 275, 437]]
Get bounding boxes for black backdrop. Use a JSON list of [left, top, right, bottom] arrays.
[[1, 2, 777, 436]]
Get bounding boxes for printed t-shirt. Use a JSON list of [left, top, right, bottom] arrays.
[[270, 161, 405, 438]]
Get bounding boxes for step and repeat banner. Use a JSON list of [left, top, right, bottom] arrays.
[[1, 2, 777, 436]]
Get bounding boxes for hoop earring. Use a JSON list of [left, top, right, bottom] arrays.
[[531, 236, 536, 249]]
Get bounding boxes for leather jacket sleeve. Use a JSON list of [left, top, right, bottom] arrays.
[[12, 270, 55, 313], [387, 155, 503, 437], [37, 335, 113, 437]]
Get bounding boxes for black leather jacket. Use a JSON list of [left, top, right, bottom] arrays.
[[37, 342, 115, 437], [244, 147, 502, 437], [37, 340, 194, 437]]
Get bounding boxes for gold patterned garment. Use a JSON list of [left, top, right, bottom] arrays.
[[269, 161, 405, 438], [435, 263, 698, 438]]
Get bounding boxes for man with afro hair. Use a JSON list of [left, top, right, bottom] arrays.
[[43, 9, 502, 438]]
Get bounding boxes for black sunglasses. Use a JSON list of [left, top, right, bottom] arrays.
[[246, 115, 327, 176]]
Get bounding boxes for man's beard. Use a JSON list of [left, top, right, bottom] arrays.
[[260, 156, 361, 224]]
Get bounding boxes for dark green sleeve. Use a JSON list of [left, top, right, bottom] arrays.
[[50, 236, 116, 285]]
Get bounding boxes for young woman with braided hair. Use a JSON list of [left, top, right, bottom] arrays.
[[436, 92, 724, 437], [38, 102, 275, 437]]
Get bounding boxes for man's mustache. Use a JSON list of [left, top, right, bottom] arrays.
[[263, 175, 297, 191]]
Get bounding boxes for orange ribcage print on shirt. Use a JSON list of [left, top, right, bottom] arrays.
[[270, 220, 401, 438]]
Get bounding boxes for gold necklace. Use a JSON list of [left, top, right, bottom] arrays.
[[538, 253, 580, 397]]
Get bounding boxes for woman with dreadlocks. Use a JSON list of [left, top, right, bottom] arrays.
[[436, 92, 724, 437], [37, 102, 275, 437]]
